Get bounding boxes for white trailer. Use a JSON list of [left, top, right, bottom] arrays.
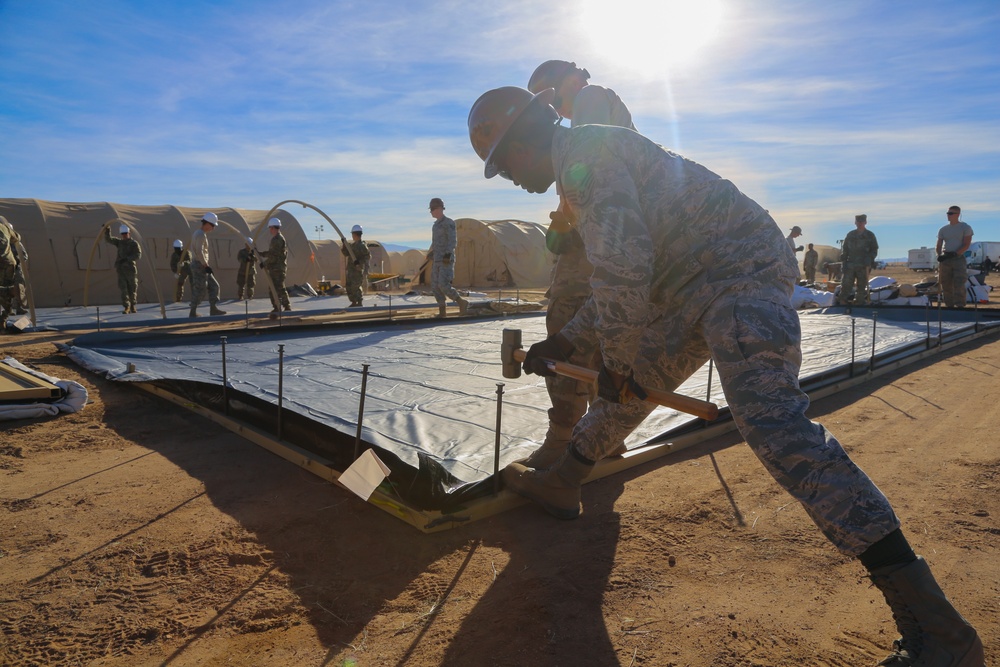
[[907, 247, 937, 271], [964, 241, 1000, 269]]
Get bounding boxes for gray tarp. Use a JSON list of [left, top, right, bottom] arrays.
[[62, 308, 998, 506]]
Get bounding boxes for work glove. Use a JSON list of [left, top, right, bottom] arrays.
[[937, 251, 957, 262], [522, 333, 575, 377], [796, 245, 804, 252], [204, 266, 213, 275], [597, 366, 649, 404]]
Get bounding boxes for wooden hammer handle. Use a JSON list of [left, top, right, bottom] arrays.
[[512, 349, 719, 421]]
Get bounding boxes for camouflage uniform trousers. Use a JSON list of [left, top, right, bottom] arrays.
[[236, 263, 256, 299], [11, 265, 27, 312], [431, 261, 461, 305], [175, 265, 190, 302], [838, 264, 870, 305], [938, 256, 967, 308], [0, 263, 14, 319], [345, 268, 365, 304], [570, 288, 900, 556], [190, 261, 220, 308], [116, 265, 138, 309], [546, 294, 600, 440], [267, 268, 290, 310]]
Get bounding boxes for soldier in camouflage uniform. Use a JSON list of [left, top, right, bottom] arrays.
[[104, 224, 142, 314], [803, 243, 819, 284], [519, 60, 634, 467], [468, 86, 982, 667], [189, 213, 226, 317], [341, 224, 370, 307], [0, 217, 17, 329], [258, 217, 291, 315], [428, 198, 469, 317], [169, 239, 190, 303], [838, 214, 879, 306], [236, 242, 257, 300], [1, 217, 28, 315]]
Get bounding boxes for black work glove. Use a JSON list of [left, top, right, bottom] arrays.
[[353, 260, 360, 267], [204, 266, 213, 275], [597, 366, 649, 404], [522, 333, 575, 377], [937, 251, 957, 262], [260, 262, 266, 269], [796, 245, 804, 252]]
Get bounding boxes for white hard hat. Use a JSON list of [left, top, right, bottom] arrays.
[[173, 239, 183, 249], [245, 236, 254, 246], [119, 224, 130, 234], [268, 217, 282, 228], [351, 224, 363, 234], [201, 212, 219, 226]]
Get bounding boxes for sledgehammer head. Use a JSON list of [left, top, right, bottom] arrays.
[[501, 328, 523, 379]]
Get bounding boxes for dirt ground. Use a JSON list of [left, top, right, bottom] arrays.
[[1, 267, 997, 666]]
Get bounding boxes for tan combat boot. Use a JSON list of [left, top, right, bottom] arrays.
[[455, 295, 469, 315], [870, 556, 983, 666], [517, 423, 573, 469], [437, 303, 447, 318], [502, 448, 594, 520]]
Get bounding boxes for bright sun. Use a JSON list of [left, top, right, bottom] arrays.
[[578, 0, 724, 73]]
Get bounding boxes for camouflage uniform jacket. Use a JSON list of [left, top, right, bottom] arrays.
[[548, 85, 636, 300], [236, 247, 256, 272], [430, 216, 456, 262], [341, 239, 371, 272], [170, 248, 191, 275], [840, 228, 878, 267], [260, 233, 287, 271], [554, 124, 796, 373], [104, 227, 141, 271], [0, 223, 14, 268]]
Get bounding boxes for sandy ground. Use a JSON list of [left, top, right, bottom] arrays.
[[1, 268, 997, 666]]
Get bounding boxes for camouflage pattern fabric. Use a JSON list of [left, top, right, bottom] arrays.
[[430, 215, 461, 305], [938, 257, 968, 308], [803, 248, 818, 283], [104, 228, 142, 308], [838, 264, 870, 305], [170, 249, 191, 302], [0, 264, 13, 321], [552, 124, 899, 556], [259, 233, 289, 309], [342, 239, 371, 304], [189, 261, 220, 308], [838, 228, 878, 304], [236, 247, 256, 298]]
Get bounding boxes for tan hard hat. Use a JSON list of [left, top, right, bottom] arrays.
[[468, 86, 557, 179]]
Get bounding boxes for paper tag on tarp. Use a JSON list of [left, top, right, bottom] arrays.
[[338, 449, 391, 501]]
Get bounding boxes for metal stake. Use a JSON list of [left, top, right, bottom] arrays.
[[245, 299, 249, 329], [354, 363, 370, 461], [850, 318, 856, 377], [925, 301, 931, 350], [494, 382, 505, 495], [277, 344, 285, 440], [221, 336, 229, 415], [869, 311, 878, 373], [703, 358, 714, 428], [937, 296, 943, 347]]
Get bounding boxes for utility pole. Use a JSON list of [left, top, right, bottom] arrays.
[[314, 225, 323, 240]]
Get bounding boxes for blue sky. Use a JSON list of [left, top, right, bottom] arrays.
[[2, 0, 998, 257]]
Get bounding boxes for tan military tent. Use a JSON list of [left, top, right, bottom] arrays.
[[0, 199, 318, 308], [414, 218, 552, 289], [311, 238, 392, 283], [389, 248, 430, 279]]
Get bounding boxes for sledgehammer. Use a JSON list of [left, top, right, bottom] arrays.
[[501, 328, 720, 421]]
